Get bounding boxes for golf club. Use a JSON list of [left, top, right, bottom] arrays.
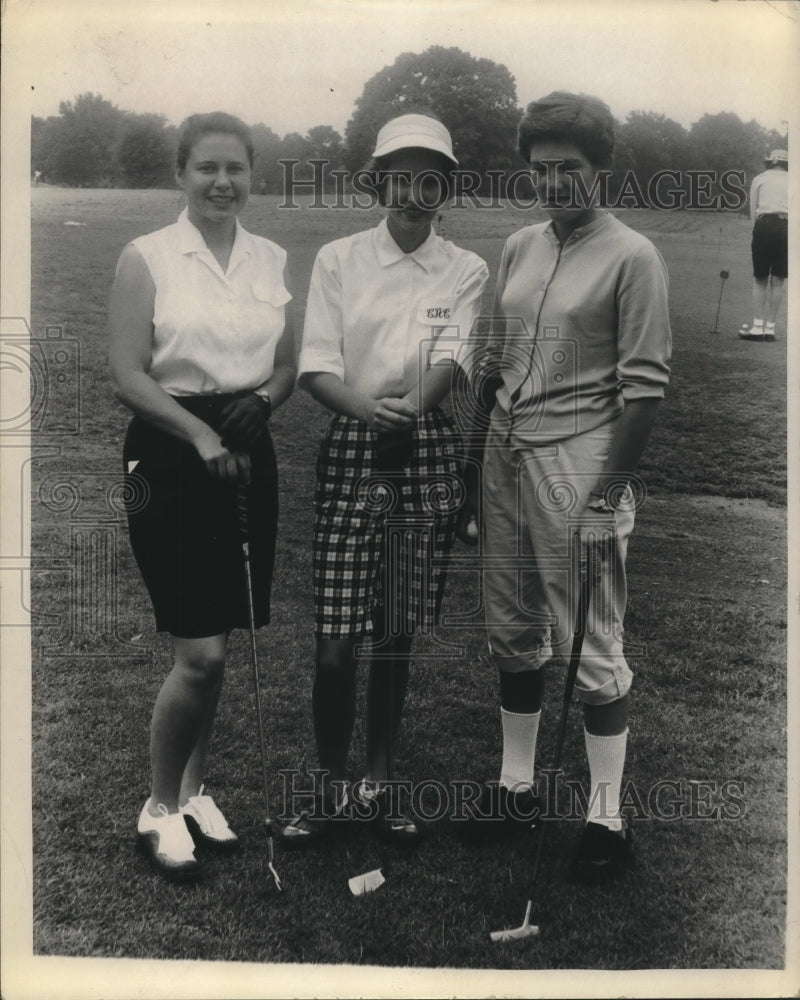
[[236, 482, 282, 893], [490, 532, 605, 943]]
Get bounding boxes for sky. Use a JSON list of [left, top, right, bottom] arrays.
[[5, 0, 798, 139]]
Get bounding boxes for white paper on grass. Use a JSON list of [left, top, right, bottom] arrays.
[[348, 869, 385, 896]]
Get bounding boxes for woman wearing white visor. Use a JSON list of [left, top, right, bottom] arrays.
[[282, 113, 488, 844]]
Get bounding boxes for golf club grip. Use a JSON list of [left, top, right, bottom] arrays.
[[236, 483, 250, 541]]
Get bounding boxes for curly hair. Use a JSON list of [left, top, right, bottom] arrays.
[[517, 91, 615, 169], [176, 112, 255, 172]]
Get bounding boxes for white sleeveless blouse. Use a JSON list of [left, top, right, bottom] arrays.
[[128, 209, 290, 397]]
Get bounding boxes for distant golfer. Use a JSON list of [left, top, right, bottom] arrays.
[[457, 91, 671, 882], [281, 113, 488, 844], [739, 148, 788, 342], [109, 112, 296, 879]]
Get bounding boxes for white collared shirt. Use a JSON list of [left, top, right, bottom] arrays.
[[128, 208, 291, 396], [750, 168, 788, 221], [298, 218, 488, 398]]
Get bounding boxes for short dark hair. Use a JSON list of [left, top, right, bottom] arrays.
[[517, 91, 615, 169], [176, 112, 255, 171]]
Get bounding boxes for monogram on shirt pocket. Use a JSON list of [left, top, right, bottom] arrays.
[[250, 281, 292, 307], [418, 300, 456, 327]]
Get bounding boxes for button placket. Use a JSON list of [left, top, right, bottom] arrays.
[[402, 257, 421, 389]]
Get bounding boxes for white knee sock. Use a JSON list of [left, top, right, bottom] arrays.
[[584, 728, 628, 831], [499, 709, 541, 792]]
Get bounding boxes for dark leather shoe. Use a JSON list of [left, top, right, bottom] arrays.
[[571, 820, 633, 884], [454, 783, 540, 843]]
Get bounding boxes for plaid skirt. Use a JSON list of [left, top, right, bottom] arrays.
[[313, 408, 463, 638]]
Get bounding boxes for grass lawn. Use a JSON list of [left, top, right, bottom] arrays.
[[23, 188, 790, 989]]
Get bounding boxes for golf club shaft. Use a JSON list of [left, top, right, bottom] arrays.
[[242, 547, 275, 830], [236, 484, 279, 872], [712, 279, 725, 333], [524, 534, 601, 905]]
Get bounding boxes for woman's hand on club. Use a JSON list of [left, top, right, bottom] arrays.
[[366, 396, 418, 432], [219, 393, 270, 451], [573, 503, 616, 555], [193, 426, 252, 483]]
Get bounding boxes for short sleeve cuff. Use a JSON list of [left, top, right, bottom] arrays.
[[297, 350, 346, 383]]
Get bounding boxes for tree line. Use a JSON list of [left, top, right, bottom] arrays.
[[32, 46, 786, 202]]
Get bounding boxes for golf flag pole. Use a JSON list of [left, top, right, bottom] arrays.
[[237, 482, 282, 892], [709, 269, 729, 334]]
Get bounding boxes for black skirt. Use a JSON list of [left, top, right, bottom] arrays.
[[122, 395, 278, 638]]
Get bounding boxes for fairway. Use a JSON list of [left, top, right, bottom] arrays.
[[28, 187, 787, 973]]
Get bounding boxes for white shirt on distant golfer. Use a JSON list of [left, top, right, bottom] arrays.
[[749, 169, 788, 222], [298, 217, 488, 397], [126, 208, 291, 398]]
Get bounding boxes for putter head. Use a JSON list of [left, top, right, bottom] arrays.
[[490, 923, 540, 942], [348, 868, 385, 896], [490, 900, 540, 942]]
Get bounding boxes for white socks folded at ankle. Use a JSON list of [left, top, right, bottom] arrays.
[[498, 708, 629, 831], [584, 728, 628, 832], [499, 708, 540, 792]]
